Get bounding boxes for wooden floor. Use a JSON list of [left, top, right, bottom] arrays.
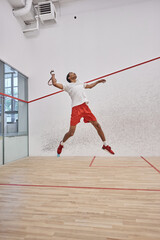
[[0, 156, 160, 240]]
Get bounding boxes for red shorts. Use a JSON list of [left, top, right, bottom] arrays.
[[70, 102, 97, 126]]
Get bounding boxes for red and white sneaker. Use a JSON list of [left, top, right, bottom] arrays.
[[57, 142, 64, 155], [102, 145, 115, 155]]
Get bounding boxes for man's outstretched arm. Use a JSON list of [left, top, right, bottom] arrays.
[[85, 79, 106, 89]]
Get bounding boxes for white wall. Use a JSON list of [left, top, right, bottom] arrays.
[[1, 0, 160, 157], [0, 0, 30, 75], [29, 0, 160, 157]]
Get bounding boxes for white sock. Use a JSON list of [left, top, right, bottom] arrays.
[[61, 141, 64, 146], [103, 141, 107, 146]]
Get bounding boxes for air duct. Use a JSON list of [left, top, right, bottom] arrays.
[[13, 0, 33, 17], [38, 1, 57, 23], [8, 0, 25, 8], [23, 16, 39, 33]]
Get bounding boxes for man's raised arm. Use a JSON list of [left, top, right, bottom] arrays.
[[85, 79, 106, 89]]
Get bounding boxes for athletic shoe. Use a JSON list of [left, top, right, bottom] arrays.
[[57, 142, 64, 155], [102, 145, 115, 155]]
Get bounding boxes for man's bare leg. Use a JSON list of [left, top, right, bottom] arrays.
[[90, 121, 115, 154], [90, 121, 106, 141], [57, 125, 76, 155], [62, 125, 76, 142]]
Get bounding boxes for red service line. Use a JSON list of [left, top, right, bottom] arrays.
[[90, 156, 152, 168], [92, 166, 150, 168], [0, 92, 28, 103], [28, 90, 63, 103], [0, 56, 159, 104], [89, 156, 96, 167], [85, 56, 160, 83], [0, 183, 160, 192], [141, 156, 160, 174]]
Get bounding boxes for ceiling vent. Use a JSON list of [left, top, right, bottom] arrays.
[[38, 1, 57, 23]]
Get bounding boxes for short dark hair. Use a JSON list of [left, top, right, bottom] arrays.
[[66, 73, 71, 83]]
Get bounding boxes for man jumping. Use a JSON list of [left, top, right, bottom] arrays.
[[50, 71, 115, 156]]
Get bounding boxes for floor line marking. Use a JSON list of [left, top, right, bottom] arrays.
[[141, 156, 160, 174], [89, 156, 96, 167], [92, 166, 150, 168], [0, 183, 160, 192]]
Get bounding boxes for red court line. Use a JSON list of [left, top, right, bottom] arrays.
[[85, 56, 160, 83], [141, 156, 160, 174], [0, 92, 28, 103], [1, 56, 159, 104], [0, 183, 160, 192], [92, 166, 150, 168], [92, 156, 150, 168], [89, 156, 96, 167], [29, 56, 160, 103], [28, 90, 63, 103]]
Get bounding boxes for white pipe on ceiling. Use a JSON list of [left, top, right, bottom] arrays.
[[13, 0, 33, 17], [23, 16, 39, 33]]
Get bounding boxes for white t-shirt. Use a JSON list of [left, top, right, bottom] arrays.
[[63, 80, 89, 107]]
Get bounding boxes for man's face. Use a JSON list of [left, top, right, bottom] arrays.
[[68, 72, 77, 82]]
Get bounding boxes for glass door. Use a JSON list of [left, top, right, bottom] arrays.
[[4, 64, 28, 164], [0, 61, 4, 165], [0, 60, 28, 165]]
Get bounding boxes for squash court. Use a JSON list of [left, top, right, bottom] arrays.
[[0, 0, 160, 239]]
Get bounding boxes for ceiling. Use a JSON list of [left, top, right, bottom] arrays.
[[32, 0, 79, 3], [33, 0, 59, 3]]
